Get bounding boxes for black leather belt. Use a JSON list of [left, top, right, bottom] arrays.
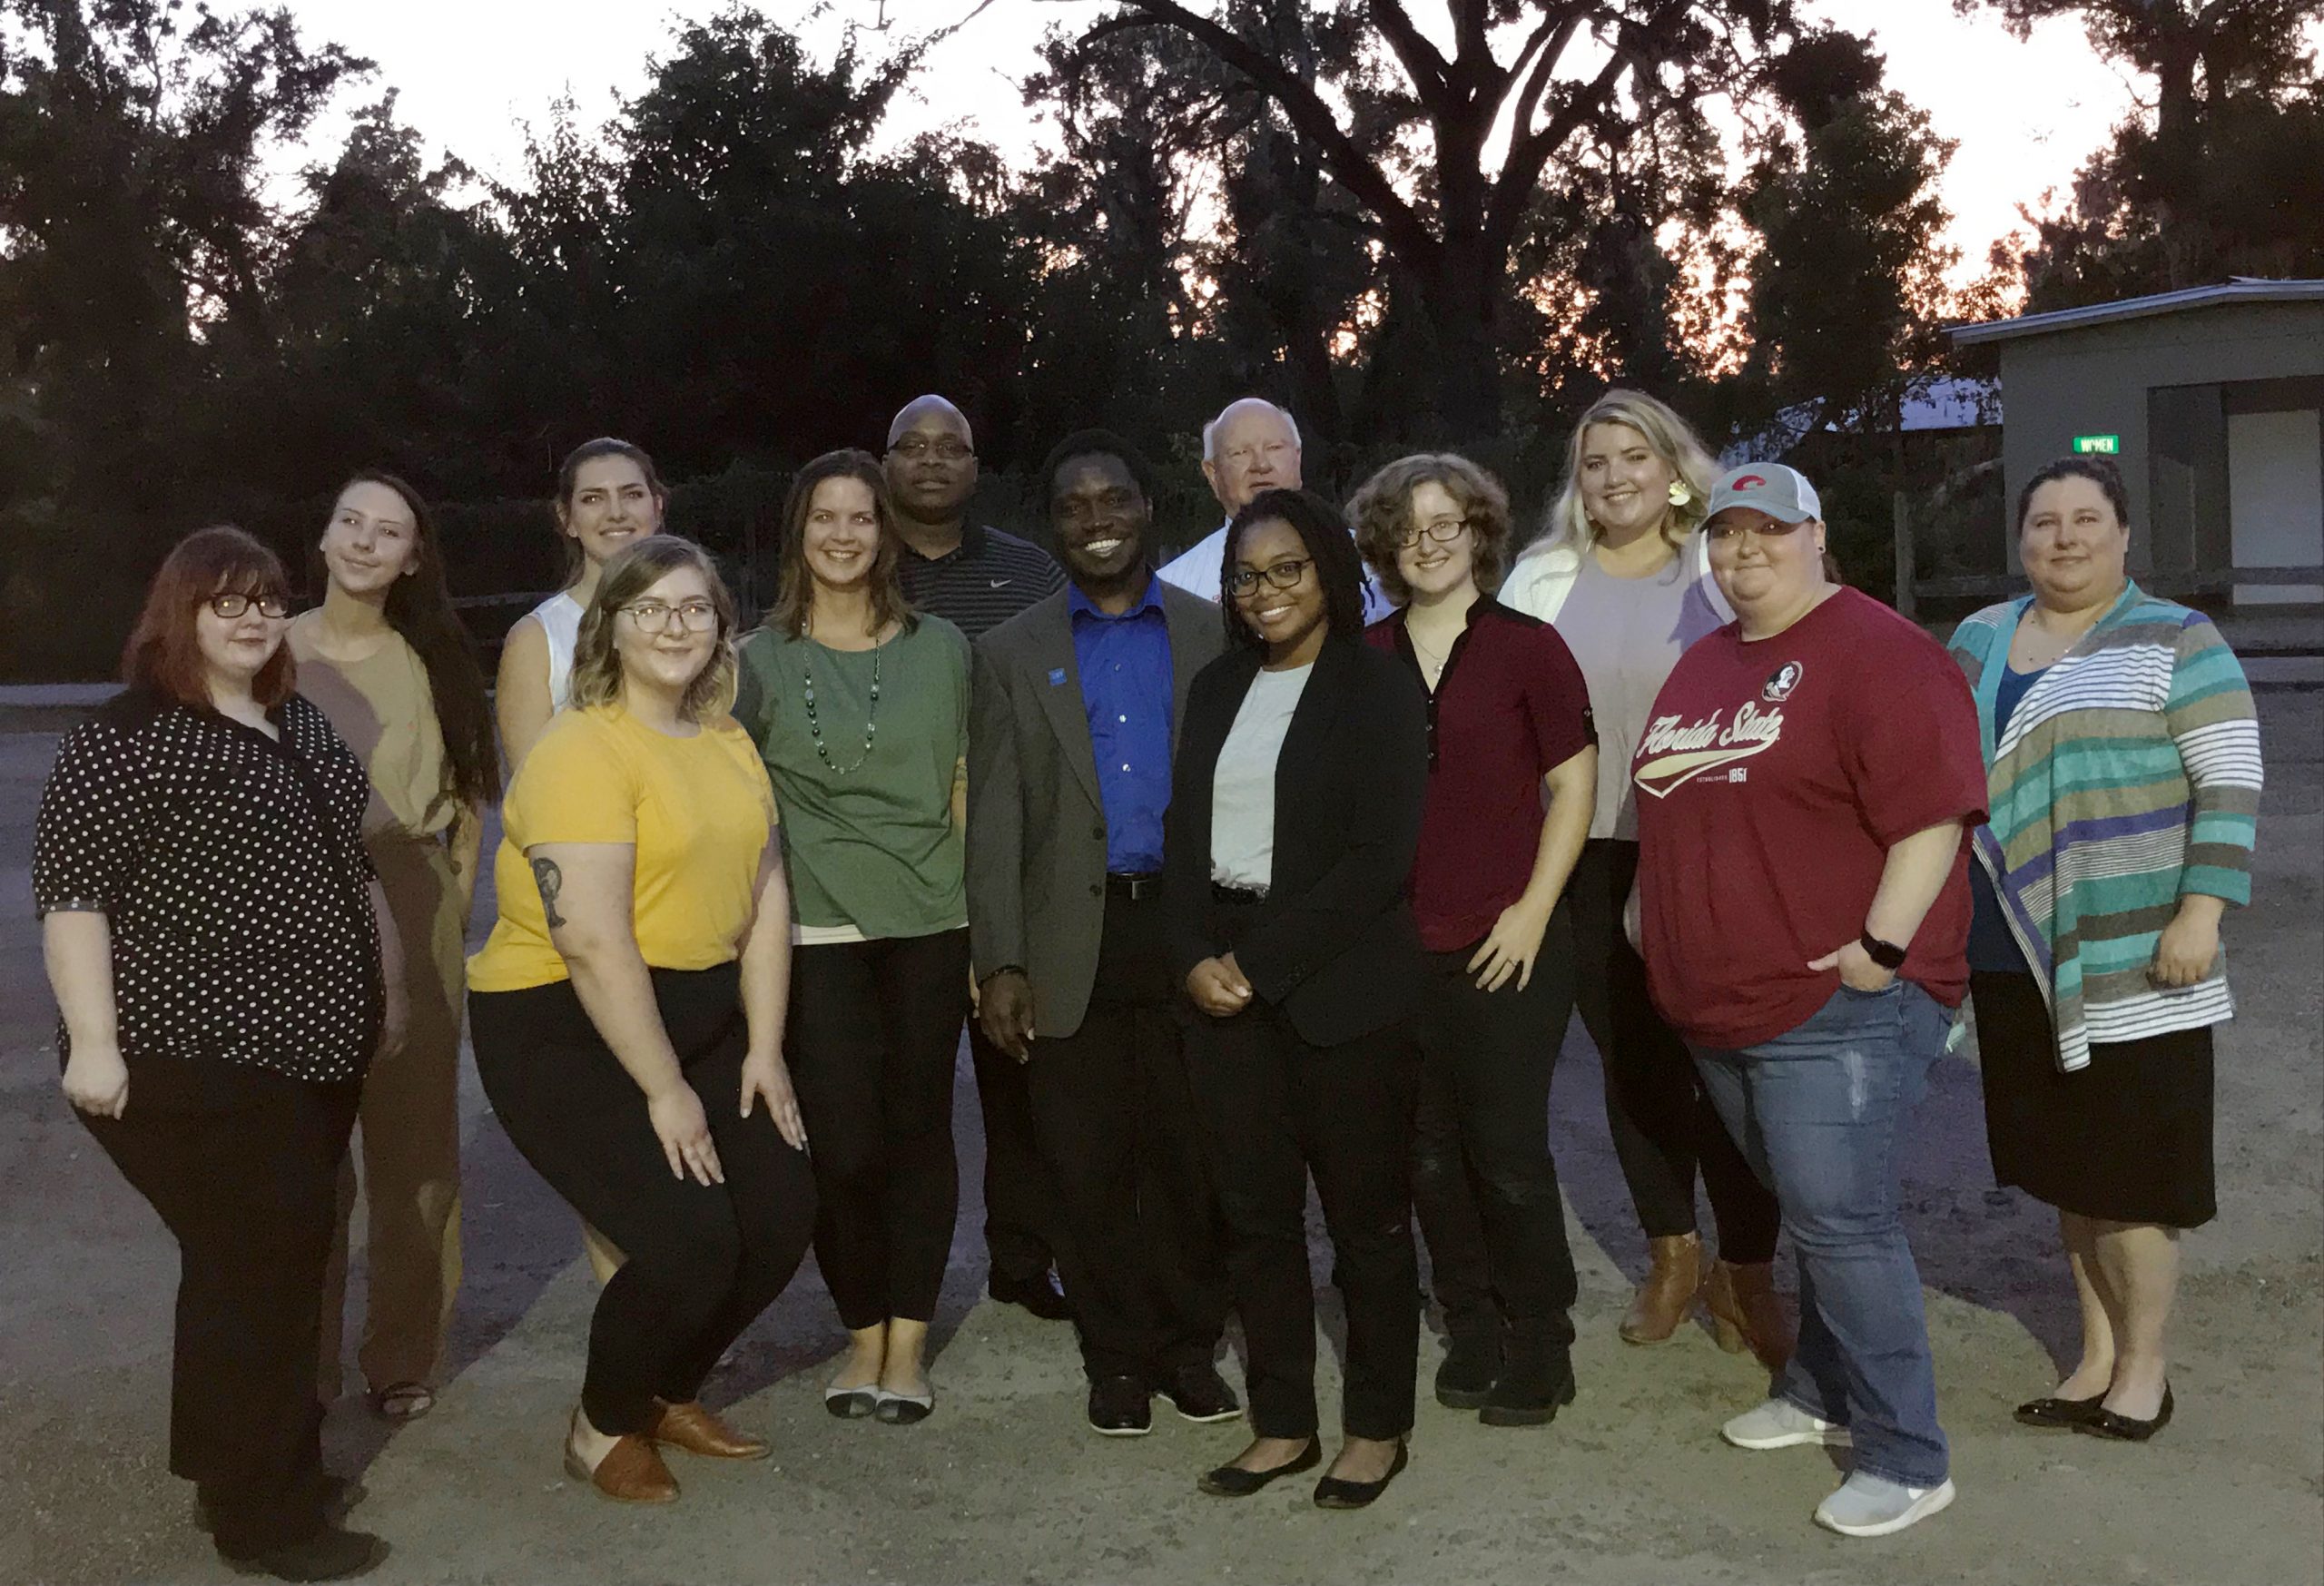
[[1107, 872, 1163, 901], [1210, 882, 1267, 904]]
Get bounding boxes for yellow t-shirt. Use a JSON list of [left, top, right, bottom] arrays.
[[467, 705, 779, 993]]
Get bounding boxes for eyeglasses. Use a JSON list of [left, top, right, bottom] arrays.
[[1226, 557, 1314, 596], [206, 592, 291, 619], [889, 437, 973, 463], [1705, 517, 1808, 542], [1397, 517, 1469, 549], [620, 599, 719, 634]]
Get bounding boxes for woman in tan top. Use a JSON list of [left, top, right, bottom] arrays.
[[290, 470, 500, 1423]]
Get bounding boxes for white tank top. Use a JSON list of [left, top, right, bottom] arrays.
[[531, 590, 586, 708]]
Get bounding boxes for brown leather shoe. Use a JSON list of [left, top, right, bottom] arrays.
[[1619, 1233, 1702, 1344], [565, 1433, 679, 1503], [647, 1398, 770, 1460], [1703, 1258, 1796, 1374]]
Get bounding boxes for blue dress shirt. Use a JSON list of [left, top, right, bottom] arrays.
[[1068, 578, 1176, 874]]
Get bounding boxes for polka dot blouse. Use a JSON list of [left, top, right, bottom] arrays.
[[32, 690, 385, 1083]]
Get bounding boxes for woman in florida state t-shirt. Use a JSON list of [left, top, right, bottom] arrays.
[[1630, 585, 1988, 1047]]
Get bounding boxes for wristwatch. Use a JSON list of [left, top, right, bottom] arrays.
[[1857, 931, 1908, 970]]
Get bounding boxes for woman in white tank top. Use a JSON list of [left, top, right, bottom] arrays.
[[494, 438, 670, 766]]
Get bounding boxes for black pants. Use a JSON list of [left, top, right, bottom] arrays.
[[79, 1059, 359, 1556], [787, 929, 970, 1329], [1569, 839, 1779, 1263], [469, 964, 816, 1435], [969, 1017, 1060, 1286], [1410, 910, 1580, 1355], [1186, 902, 1420, 1442], [1027, 889, 1226, 1383]]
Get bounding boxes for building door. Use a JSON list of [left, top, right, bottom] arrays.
[[2228, 408, 2324, 605]]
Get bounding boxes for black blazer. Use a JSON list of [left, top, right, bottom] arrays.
[[1163, 634, 1429, 1047]]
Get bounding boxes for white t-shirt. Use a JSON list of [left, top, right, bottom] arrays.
[[1208, 662, 1314, 890], [1159, 522, 1393, 620]]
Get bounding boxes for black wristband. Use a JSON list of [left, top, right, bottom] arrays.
[[979, 965, 1027, 986], [1858, 931, 1908, 970]]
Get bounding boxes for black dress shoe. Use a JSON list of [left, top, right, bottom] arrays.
[[2074, 1384, 2173, 1442], [2014, 1392, 2105, 1429], [1088, 1375, 1153, 1436], [1156, 1362, 1242, 1423], [1433, 1334, 1502, 1411], [1314, 1440, 1409, 1510], [217, 1526, 389, 1581], [1480, 1353, 1576, 1428], [990, 1270, 1074, 1322], [1197, 1438, 1321, 1497]]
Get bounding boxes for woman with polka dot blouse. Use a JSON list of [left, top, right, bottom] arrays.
[[34, 527, 404, 1582], [468, 536, 816, 1505]]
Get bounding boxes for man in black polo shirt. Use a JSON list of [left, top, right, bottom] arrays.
[[885, 394, 1072, 1321]]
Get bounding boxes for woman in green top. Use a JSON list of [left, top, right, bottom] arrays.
[[735, 449, 972, 1426]]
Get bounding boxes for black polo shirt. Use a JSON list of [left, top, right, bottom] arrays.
[[896, 521, 1065, 639]]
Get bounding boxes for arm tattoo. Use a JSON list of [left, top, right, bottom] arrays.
[[531, 857, 566, 929]]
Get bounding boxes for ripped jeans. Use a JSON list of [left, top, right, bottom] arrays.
[[1691, 982, 1953, 1486]]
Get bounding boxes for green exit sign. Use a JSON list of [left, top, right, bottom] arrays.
[[2073, 433, 2122, 455]]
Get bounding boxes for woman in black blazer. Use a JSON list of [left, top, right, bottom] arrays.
[[1164, 488, 1429, 1510]]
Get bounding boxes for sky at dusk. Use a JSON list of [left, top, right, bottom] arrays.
[[272, 0, 2194, 278]]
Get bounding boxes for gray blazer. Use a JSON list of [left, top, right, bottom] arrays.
[[967, 578, 1224, 1039]]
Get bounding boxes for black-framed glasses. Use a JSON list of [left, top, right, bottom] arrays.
[[889, 436, 973, 463], [1226, 557, 1314, 596], [206, 592, 291, 619], [620, 599, 719, 635], [1396, 517, 1469, 549]]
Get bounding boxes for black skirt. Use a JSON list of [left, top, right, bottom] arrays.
[[1971, 971, 2216, 1228]]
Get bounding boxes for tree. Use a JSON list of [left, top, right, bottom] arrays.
[[1078, 0, 1807, 440], [1962, 0, 2324, 296]]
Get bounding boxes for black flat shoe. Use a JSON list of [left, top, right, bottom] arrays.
[[218, 1526, 389, 1581], [2014, 1392, 2105, 1429], [1433, 1335, 1501, 1411], [2074, 1384, 2173, 1442], [1197, 1438, 1320, 1497], [1314, 1440, 1409, 1510]]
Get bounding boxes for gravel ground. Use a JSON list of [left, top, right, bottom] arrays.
[[1, 694, 2317, 1586]]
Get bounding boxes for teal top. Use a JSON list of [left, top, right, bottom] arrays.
[[734, 615, 970, 940]]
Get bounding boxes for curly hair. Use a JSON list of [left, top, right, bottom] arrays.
[[763, 449, 916, 641], [1220, 488, 1369, 653], [567, 536, 740, 722], [1347, 452, 1514, 606], [1532, 389, 1719, 556]]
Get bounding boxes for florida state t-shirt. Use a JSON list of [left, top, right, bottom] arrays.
[[1630, 587, 1987, 1049]]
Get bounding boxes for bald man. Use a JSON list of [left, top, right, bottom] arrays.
[[886, 395, 1066, 640], [1156, 398, 1390, 618], [879, 396, 1072, 1323]]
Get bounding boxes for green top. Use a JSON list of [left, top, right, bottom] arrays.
[[734, 615, 970, 940]]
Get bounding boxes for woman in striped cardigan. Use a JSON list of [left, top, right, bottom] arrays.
[[1948, 455, 2261, 1444]]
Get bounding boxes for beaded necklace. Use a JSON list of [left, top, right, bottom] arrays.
[[802, 622, 882, 776]]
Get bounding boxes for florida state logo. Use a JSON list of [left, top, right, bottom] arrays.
[[1762, 661, 1803, 703]]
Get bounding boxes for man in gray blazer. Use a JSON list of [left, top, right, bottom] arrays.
[[968, 429, 1237, 1439]]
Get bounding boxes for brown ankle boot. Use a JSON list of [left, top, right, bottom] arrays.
[[1703, 1259, 1795, 1374], [1620, 1233, 1702, 1344]]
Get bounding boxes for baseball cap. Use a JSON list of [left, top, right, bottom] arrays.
[[1704, 463, 1822, 526]]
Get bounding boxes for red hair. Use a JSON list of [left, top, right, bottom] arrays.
[[122, 526, 297, 709]]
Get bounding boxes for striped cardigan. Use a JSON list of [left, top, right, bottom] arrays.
[[1948, 585, 2261, 1071]]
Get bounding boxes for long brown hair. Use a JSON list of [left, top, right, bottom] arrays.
[[123, 527, 297, 710], [330, 471, 501, 807], [763, 449, 916, 641]]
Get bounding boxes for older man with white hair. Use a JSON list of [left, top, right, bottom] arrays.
[[1157, 398, 1389, 618]]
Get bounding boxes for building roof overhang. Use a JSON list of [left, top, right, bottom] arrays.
[[1946, 278, 2324, 347]]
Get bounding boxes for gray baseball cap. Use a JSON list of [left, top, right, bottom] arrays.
[[1704, 463, 1823, 526]]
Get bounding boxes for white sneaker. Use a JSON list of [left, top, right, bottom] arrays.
[[1720, 1398, 1852, 1451], [1814, 1472, 1956, 1537]]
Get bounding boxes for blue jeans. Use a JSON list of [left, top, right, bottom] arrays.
[[1691, 982, 1952, 1486]]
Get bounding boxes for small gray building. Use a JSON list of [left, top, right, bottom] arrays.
[[1950, 279, 2323, 604]]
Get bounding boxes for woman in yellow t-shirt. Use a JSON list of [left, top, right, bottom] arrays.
[[468, 537, 814, 1506]]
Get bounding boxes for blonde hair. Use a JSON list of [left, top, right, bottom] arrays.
[[1534, 390, 1719, 556], [1348, 453, 1514, 606], [568, 536, 739, 722]]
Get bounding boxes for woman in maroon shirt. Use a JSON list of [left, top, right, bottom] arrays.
[[1352, 455, 1599, 1427], [1631, 464, 1985, 1540]]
